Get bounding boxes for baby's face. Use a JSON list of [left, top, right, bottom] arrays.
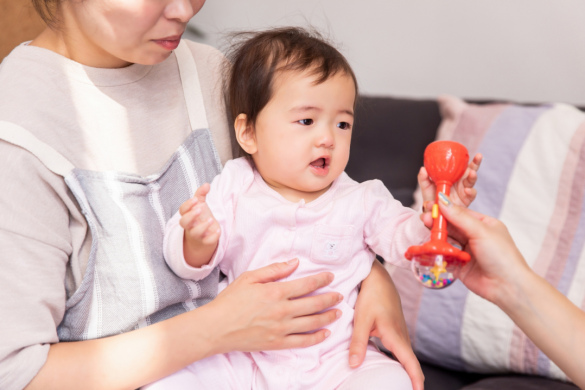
[[250, 69, 356, 203]]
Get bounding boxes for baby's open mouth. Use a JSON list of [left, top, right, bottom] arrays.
[[311, 158, 327, 168]]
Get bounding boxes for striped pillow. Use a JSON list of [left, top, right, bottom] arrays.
[[388, 95, 585, 381]]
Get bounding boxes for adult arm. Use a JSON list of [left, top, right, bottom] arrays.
[[26, 260, 342, 390], [438, 194, 585, 389]]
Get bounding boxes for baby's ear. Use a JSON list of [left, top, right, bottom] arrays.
[[234, 113, 257, 155]]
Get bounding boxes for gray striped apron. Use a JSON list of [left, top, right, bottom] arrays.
[[0, 41, 221, 341]]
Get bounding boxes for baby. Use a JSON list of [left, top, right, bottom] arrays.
[[156, 27, 477, 390]]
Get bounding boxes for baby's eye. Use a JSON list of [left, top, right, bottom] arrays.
[[337, 122, 352, 130], [298, 119, 313, 126]]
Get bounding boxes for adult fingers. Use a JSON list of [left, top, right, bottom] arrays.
[[286, 291, 342, 318], [278, 328, 332, 350], [237, 259, 301, 285], [438, 193, 486, 236], [274, 271, 335, 299], [239, 259, 334, 291], [284, 308, 341, 336]]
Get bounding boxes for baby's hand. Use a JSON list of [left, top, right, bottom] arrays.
[[452, 153, 482, 207], [419, 153, 482, 228], [179, 183, 221, 265]]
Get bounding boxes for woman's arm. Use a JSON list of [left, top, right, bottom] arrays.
[[349, 260, 424, 390], [26, 260, 342, 390], [438, 194, 585, 388]]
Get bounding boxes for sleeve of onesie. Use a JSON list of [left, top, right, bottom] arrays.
[[362, 180, 430, 268], [163, 158, 251, 280], [0, 142, 73, 390]]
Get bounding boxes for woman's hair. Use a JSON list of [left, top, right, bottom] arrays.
[[224, 26, 358, 155], [31, 0, 60, 26]]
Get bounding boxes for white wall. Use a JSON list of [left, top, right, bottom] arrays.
[[188, 0, 585, 105]]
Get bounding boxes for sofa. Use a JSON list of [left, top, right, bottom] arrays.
[[345, 96, 585, 390]]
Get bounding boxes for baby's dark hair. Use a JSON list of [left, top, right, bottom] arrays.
[[224, 26, 358, 154]]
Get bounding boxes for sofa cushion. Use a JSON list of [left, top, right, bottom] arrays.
[[346, 96, 441, 206], [460, 375, 580, 390], [388, 95, 585, 383]]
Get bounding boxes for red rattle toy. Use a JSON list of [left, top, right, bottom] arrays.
[[405, 140, 471, 289]]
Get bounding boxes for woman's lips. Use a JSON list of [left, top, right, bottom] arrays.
[[153, 36, 182, 50]]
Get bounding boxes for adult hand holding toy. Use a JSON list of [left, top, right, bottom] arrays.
[[408, 140, 482, 288]]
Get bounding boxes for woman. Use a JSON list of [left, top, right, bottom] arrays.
[[0, 1, 423, 389], [435, 193, 585, 389]]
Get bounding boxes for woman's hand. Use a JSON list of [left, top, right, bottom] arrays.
[[437, 193, 585, 389], [204, 258, 343, 356], [349, 261, 424, 390], [436, 193, 529, 303]]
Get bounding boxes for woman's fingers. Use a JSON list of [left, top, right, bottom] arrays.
[[276, 272, 336, 299], [206, 259, 344, 355], [236, 261, 334, 299], [283, 308, 341, 337], [237, 259, 300, 285], [286, 291, 342, 317], [438, 193, 485, 234], [277, 329, 332, 350]]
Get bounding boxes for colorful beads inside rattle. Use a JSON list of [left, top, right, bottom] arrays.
[[411, 255, 462, 289]]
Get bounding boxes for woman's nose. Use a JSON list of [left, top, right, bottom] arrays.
[[165, 0, 195, 23]]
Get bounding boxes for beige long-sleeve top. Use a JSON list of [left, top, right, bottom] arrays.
[[0, 40, 232, 390]]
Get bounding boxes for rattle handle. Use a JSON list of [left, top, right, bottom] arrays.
[[431, 181, 451, 242]]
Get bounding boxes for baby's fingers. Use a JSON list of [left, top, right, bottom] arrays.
[[180, 183, 211, 216], [469, 153, 483, 172], [463, 187, 477, 204], [460, 153, 482, 188], [179, 197, 198, 215], [186, 217, 216, 240], [194, 182, 211, 200], [200, 221, 221, 245], [179, 206, 203, 230], [418, 167, 436, 204]]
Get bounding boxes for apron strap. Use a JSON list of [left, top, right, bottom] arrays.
[[175, 40, 210, 132], [0, 121, 74, 177]]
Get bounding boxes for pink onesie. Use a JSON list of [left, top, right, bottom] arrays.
[[157, 157, 428, 390]]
